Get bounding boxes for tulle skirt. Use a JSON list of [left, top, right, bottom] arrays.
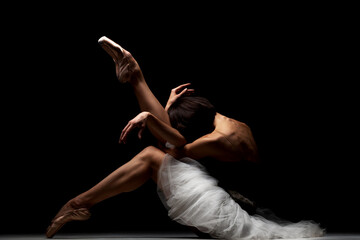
[[157, 154, 324, 240]]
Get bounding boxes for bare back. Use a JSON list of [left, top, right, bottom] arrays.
[[181, 113, 259, 163], [211, 113, 259, 162]]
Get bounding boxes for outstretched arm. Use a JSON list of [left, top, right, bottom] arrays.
[[120, 111, 187, 147]]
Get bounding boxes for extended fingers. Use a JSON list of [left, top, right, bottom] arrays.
[[138, 127, 144, 139], [185, 89, 195, 95], [179, 88, 195, 97], [120, 120, 147, 143], [120, 122, 133, 144], [174, 83, 192, 93]]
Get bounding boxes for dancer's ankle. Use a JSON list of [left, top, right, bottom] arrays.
[[128, 73, 145, 86], [69, 196, 91, 209]]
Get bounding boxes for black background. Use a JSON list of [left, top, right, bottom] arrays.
[[1, 3, 359, 235]]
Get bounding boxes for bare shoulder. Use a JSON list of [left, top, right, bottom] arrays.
[[183, 132, 236, 161], [180, 133, 217, 157], [181, 114, 258, 162], [184, 133, 220, 151], [214, 114, 259, 162]]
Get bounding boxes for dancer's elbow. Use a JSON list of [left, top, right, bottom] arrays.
[[173, 137, 187, 148]]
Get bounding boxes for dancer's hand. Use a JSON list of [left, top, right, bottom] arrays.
[[165, 83, 195, 111], [120, 112, 149, 144]]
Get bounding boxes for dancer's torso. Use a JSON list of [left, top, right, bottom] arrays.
[[206, 113, 259, 163]]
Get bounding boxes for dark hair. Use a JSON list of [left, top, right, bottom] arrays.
[[167, 96, 216, 143]]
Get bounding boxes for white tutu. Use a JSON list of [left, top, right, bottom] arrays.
[[157, 154, 324, 240]]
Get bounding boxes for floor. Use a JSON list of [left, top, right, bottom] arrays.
[[0, 233, 359, 240]]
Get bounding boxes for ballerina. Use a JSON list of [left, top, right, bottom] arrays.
[[46, 36, 324, 239]]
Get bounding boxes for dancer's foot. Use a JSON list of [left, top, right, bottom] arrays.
[[98, 36, 143, 83], [46, 200, 91, 238]]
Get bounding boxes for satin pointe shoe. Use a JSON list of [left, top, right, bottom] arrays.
[[46, 208, 91, 238], [98, 36, 142, 83]]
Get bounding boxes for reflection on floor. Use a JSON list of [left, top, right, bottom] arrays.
[[0, 233, 360, 240]]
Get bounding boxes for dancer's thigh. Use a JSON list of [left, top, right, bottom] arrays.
[[137, 146, 166, 182]]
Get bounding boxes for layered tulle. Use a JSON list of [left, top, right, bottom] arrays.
[[157, 154, 324, 239]]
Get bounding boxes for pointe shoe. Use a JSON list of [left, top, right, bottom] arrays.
[[98, 36, 142, 83], [46, 208, 91, 238]]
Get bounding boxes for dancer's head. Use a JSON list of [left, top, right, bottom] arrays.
[[168, 96, 216, 142]]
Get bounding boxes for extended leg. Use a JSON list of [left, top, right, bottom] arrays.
[[99, 36, 170, 124], [46, 146, 165, 238], [76, 146, 165, 206]]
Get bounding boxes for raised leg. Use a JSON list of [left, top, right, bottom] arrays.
[[46, 146, 165, 238], [98, 36, 170, 124]]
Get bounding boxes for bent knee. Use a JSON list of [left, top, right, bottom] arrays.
[[139, 146, 165, 167], [140, 146, 163, 156]]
